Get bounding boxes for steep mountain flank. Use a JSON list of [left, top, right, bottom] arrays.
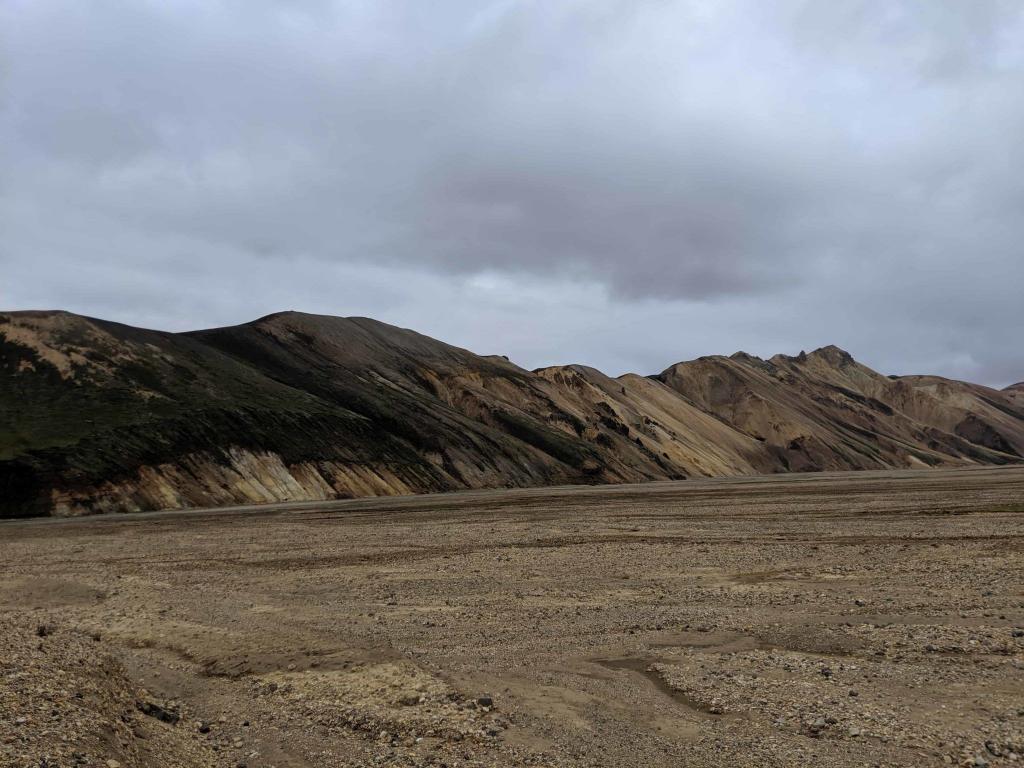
[[1, 312, 450, 516], [890, 376, 1024, 457], [533, 365, 773, 478], [1, 310, 1021, 517]]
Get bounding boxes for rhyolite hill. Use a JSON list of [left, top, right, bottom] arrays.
[[2, 310, 1022, 517]]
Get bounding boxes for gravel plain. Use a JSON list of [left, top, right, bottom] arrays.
[[2, 466, 1023, 768]]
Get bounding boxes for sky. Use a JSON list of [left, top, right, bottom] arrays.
[[2, 1, 1023, 386]]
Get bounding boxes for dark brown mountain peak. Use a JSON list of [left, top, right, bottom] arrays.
[[247, 310, 304, 324]]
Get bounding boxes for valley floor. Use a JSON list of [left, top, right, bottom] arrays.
[[2, 467, 1024, 767]]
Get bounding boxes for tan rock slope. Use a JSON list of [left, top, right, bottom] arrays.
[[657, 346, 1023, 472], [1, 310, 1021, 516]]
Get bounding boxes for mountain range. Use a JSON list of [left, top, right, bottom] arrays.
[[2, 309, 1022, 517]]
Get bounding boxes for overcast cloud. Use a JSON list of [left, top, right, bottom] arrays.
[[2, 1, 1023, 385]]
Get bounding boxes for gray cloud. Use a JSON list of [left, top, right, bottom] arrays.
[[1, 0, 1023, 386]]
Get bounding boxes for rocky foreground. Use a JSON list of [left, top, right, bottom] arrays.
[[2, 467, 1023, 767]]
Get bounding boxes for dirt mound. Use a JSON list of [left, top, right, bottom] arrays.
[[0, 615, 216, 767]]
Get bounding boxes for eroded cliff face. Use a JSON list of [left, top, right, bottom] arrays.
[[2, 310, 1021, 517], [45, 448, 425, 516]]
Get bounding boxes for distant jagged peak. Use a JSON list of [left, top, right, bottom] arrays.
[[728, 351, 777, 373], [768, 344, 856, 369]]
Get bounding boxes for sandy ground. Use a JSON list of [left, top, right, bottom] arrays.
[[2, 467, 1023, 768]]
